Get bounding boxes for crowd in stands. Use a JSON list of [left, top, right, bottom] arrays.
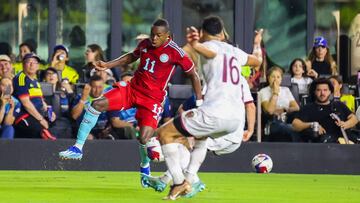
[[0, 34, 359, 144]]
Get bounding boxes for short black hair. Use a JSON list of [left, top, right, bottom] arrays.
[[309, 77, 334, 102], [152, 18, 170, 31], [328, 75, 343, 85], [120, 71, 134, 80], [89, 74, 103, 84], [202, 15, 224, 36]]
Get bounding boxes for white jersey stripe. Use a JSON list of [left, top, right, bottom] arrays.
[[163, 65, 176, 90], [168, 41, 185, 57]]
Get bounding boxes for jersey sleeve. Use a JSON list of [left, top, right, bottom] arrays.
[[173, 49, 194, 73], [241, 76, 253, 103], [13, 74, 29, 99], [133, 39, 148, 57], [202, 41, 219, 53], [236, 48, 249, 66], [336, 101, 352, 120]]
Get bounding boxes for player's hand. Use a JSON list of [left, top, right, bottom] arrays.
[[242, 130, 254, 142], [81, 84, 91, 100], [93, 61, 108, 71], [254, 29, 263, 45], [186, 26, 200, 46]]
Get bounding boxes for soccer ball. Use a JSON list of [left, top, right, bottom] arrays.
[[251, 154, 273, 173], [146, 137, 164, 162]]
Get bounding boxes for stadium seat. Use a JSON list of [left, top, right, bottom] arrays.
[[289, 83, 300, 104], [168, 84, 193, 114], [280, 74, 292, 87], [40, 82, 61, 118]]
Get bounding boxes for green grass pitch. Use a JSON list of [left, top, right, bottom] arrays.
[[0, 171, 359, 203]]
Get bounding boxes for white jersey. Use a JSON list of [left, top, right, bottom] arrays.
[[199, 40, 249, 119]]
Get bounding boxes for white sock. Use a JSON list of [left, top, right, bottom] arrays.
[[160, 171, 173, 184], [179, 144, 190, 171], [162, 143, 184, 185], [74, 143, 83, 151], [161, 145, 190, 185], [185, 139, 207, 184]]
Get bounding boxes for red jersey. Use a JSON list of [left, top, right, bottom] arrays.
[[131, 39, 194, 101]]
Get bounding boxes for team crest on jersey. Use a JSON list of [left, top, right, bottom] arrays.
[[159, 54, 169, 63], [142, 48, 147, 53], [119, 81, 127, 87]]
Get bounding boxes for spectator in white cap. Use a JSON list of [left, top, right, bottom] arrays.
[[90, 68, 115, 86], [49, 44, 79, 84], [0, 55, 14, 79]]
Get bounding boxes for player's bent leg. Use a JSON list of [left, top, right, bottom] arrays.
[[138, 126, 155, 179], [59, 98, 108, 160]]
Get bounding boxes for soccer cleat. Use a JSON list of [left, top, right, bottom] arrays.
[[140, 164, 151, 188], [141, 174, 167, 192], [184, 181, 206, 198], [59, 146, 83, 160], [164, 180, 191, 200]]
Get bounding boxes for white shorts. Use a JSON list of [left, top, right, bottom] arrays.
[[174, 108, 242, 139], [206, 124, 244, 155]]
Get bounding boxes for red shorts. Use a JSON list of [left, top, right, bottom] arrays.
[[104, 81, 164, 129]]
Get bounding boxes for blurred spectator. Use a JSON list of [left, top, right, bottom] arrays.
[[120, 71, 134, 83], [49, 45, 79, 84], [43, 67, 74, 116], [289, 58, 312, 94], [306, 36, 337, 78], [90, 69, 115, 86], [248, 40, 267, 90], [82, 44, 106, 83], [112, 72, 138, 139], [0, 77, 21, 139], [71, 75, 120, 140], [292, 78, 357, 143], [258, 66, 301, 142], [0, 42, 15, 62], [135, 34, 149, 44], [69, 25, 86, 70], [329, 75, 343, 101], [13, 40, 44, 75], [13, 53, 56, 139], [329, 75, 355, 112], [0, 55, 14, 79]]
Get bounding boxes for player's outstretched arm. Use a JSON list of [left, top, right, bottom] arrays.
[[186, 26, 216, 59], [94, 53, 139, 71], [186, 69, 203, 105], [243, 102, 256, 142]]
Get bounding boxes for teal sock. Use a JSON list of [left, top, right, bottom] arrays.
[[75, 105, 101, 146], [139, 144, 151, 168]]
